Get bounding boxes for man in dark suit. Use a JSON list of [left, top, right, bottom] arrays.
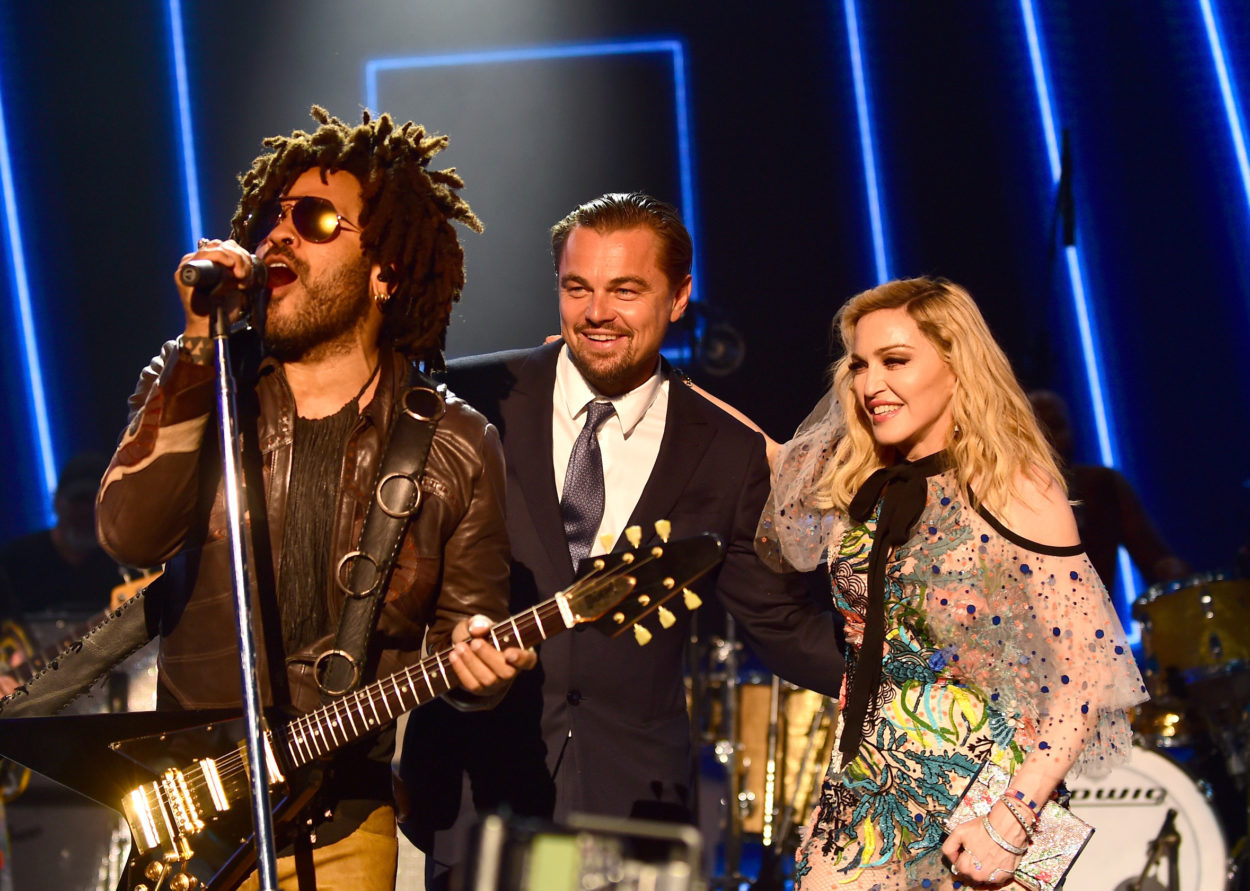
[[400, 192, 844, 885]]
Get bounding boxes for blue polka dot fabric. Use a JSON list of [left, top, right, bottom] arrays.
[[794, 470, 1146, 891]]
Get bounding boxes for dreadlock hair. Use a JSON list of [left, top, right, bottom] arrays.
[[230, 106, 482, 362]]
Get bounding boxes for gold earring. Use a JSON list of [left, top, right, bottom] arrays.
[[373, 291, 390, 308]]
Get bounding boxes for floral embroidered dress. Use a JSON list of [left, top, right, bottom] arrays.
[[789, 461, 1146, 890]]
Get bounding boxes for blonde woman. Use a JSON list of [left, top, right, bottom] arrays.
[[757, 277, 1146, 889]]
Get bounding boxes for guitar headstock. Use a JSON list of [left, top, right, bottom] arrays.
[[563, 525, 724, 645]]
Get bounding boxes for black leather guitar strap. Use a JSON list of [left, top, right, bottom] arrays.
[[315, 368, 445, 702]]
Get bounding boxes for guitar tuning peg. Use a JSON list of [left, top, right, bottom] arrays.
[[654, 519, 672, 542], [625, 525, 642, 548], [683, 588, 702, 610], [633, 625, 652, 646], [658, 605, 676, 629], [598, 533, 615, 552]]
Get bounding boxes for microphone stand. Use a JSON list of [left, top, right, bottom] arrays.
[[207, 297, 279, 890], [1130, 808, 1179, 891]]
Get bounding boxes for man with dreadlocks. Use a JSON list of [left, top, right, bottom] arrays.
[[2, 107, 530, 889]]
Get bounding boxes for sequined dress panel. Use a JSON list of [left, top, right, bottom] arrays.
[[795, 471, 1146, 889]]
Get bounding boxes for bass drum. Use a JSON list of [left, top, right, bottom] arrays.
[[1065, 745, 1228, 891]]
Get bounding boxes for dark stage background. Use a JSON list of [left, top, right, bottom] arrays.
[[1, 1, 1247, 620]]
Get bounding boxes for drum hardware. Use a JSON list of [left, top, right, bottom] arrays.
[[1129, 808, 1180, 891], [708, 615, 749, 890], [773, 694, 836, 842]]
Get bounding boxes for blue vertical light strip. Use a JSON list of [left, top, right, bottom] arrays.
[[365, 39, 701, 308], [1019, 0, 1138, 631], [667, 40, 703, 300], [167, 0, 203, 245], [0, 52, 58, 523], [1198, 0, 1250, 224], [842, 0, 890, 284]]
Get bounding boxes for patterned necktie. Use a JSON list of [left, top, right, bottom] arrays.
[[561, 400, 616, 571]]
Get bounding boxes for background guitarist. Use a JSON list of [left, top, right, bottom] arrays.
[[0, 451, 127, 623], [3, 107, 534, 890]]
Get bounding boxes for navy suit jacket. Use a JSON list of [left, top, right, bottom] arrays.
[[400, 341, 844, 859]]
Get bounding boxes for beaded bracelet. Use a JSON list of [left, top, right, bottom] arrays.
[[1005, 787, 1042, 817], [982, 815, 1029, 855], [999, 796, 1036, 838]]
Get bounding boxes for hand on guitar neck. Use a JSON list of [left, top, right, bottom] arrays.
[[448, 613, 538, 700], [0, 653, 23, 697]]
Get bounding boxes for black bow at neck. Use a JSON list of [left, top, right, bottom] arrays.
[[839, 450, 951, 761]]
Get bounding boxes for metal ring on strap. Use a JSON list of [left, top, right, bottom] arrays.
[[335, 550, 381, 598], [314, 649, 361, 697], [377, 472, 422, 519], [402, 386, 446, 422]]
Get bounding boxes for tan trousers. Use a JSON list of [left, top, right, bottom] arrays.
[[238, 805, 399, 891]]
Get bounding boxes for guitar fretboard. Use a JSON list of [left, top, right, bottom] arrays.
[[280, 596, 569, 768]]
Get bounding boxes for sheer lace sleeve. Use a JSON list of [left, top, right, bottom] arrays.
[[914, 494, 1148, 778], [756, 389, 850, 572]]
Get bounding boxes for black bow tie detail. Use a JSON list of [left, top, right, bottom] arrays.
[[839, 451, 950, 761]]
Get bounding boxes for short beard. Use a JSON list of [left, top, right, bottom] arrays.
[[265, 251, 373, 362], [566, 333, 651, 396]]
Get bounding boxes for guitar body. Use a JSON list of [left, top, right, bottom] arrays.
[[0, 532, 725, 891], [0, 709, 332, 890]]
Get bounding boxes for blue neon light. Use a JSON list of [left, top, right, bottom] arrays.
[[0, 56, 58, 524], [1198, 0, 1250, 226], [842, 0, 890, 284], [1020, 0, 1139, 632], [364, 39, 702, 309], [167, 0, 204, 246]]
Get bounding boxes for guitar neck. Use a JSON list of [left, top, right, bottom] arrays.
[[4, 614, 103, 686], [280, 596, 567, 769], [2, 572, 156, 686]]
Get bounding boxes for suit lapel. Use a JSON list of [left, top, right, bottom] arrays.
[[619, 369, 714, 547], [503, 343, 574, 582]]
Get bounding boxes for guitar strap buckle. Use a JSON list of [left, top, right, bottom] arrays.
[[314, 649, 362, 698]]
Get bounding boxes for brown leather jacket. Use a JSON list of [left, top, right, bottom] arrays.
[[96, 336, 510, 715]]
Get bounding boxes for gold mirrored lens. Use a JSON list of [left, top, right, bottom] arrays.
[[293, 197, 341, 242]]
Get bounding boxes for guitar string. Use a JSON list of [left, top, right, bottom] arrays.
[[150, 546, 692, 816], [169, 603, 560, 807]]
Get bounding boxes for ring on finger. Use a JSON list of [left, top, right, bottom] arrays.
[[950, 864, 959, 876], [197, 237, 211, 248]]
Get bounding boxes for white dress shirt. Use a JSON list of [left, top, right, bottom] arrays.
[[553, 346, 668, 557]]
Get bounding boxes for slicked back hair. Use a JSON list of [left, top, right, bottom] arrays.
[[230, 106, 482, 362], [549, 192, 692, 291]]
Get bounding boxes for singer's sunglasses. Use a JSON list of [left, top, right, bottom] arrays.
[[254, 196, 361, 244]]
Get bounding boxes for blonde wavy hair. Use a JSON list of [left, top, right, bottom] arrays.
[[815, 276, 1063, 516]]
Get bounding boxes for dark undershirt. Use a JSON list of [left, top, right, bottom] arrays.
[[279, 403, 357, 654]]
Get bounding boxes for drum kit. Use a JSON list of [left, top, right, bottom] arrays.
[[692, 616, 837, 890], [1094, 572, 1250, 891], [695, 574, 1250, 890]]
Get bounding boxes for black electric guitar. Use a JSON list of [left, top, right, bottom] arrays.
[[0, 529, 723, 891]]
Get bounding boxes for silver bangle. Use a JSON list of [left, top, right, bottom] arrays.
[[982, 815, 1029, 855]]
